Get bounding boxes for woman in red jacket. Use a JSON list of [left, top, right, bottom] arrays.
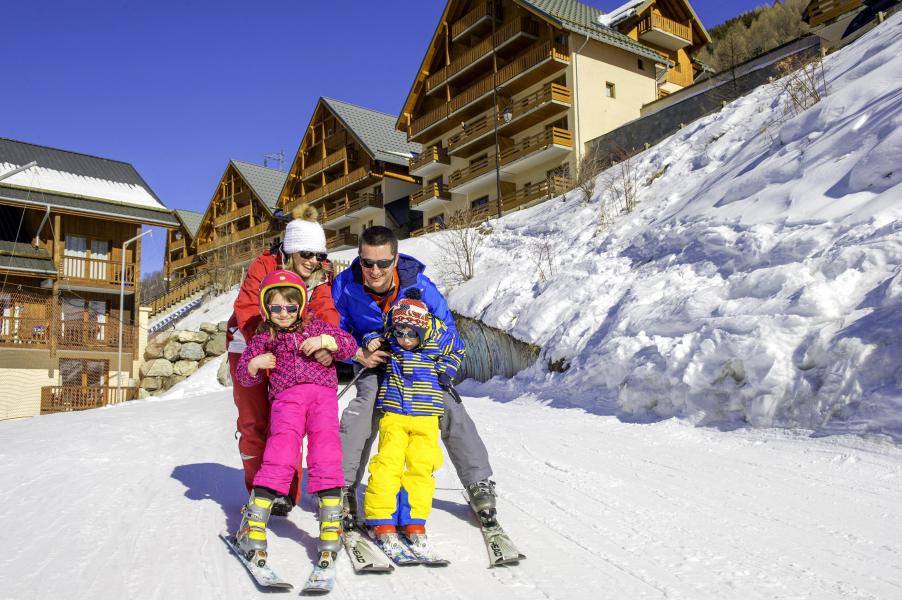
[[226, 203, 339, 515]]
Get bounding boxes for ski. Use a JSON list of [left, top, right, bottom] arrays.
[[300, 552, 336, 595], [343, 525, 394, 572], [220, 532, 293, 590], [368, 530, 421, 566], [403, 533, 450, 567], [460, 490, 526, 567]]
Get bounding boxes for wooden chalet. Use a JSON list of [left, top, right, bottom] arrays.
[[278, 98, 422, 248], [166, 209, 203, 285], [191, 160, 287, 283], [0, 138, 178, 418], [396, 0, 708, 233]]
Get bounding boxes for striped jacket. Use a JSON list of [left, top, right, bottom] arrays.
[[363, 314, 465, 417]]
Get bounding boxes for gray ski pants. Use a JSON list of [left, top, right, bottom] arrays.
[[339, 366, 492, 489]]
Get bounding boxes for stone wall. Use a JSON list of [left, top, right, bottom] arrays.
[[139, 321, 230, 397]]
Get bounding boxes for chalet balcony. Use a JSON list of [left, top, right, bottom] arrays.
[[60, 256, 136, 292], [326, 231, 358, 251], [170, 254, 195, 271], [664, 67, 693, 87], [498, 127, 573, 175], [321, 192, 384, 228], [448, 113, 503, 157], [58, 320, 137, 351], [500, 176, 571, 213], [451, 1, 502, 41], [448, 154, 500, 194], [410, 183, 452, 211], [302, 147, 349, 180], [295, 166, 377, 207], [410, 146, 451, 178], [196, 222, 270, 255], [213, 203, 254, 228], [0, 315, 51, 349], [169, 237, 186, 252], [408, 42, 569, 142], [637, 13, 692, 50], [41, 385, 139, 414], [426, 16, 540, 96], [498, 82, 572, 137], [409, 222, 445, 238]]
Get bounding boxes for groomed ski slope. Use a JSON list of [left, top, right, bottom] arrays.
[[1, 368, 901, 600]]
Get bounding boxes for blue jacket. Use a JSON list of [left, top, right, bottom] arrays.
[[331, 253, 457, 349]]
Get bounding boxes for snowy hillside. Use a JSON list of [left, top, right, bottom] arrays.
[[430, 15, 902, 440]]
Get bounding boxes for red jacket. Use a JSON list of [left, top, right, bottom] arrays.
[[227, 249, 340, 351]]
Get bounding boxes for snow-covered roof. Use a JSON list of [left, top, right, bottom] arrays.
[[0, 138, 169, 214], [598, 0, 648, 27]]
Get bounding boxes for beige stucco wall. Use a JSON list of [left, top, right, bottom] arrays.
[[568, 34, 659, 161], [0, 349, 55, 419]]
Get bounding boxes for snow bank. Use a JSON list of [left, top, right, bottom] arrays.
[[440, 15, 902, 438]]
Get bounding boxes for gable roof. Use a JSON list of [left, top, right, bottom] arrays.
[[174, 209, 204, 239], [0, 137, 170, 214], [598, 0, 712, 46], [231, 160, 288, 211], [322, 98, 421, 166]]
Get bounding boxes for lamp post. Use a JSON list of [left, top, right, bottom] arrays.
[[0, 161, 37, 183], [117, 229, 151, 402], [491, 1, 503, 219]]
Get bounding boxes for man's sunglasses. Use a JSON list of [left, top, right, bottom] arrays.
[[360, 257, 395, 270], [393, 328, 419, 339], [268, 304, 299, 315], [296, 251, 327, 261]]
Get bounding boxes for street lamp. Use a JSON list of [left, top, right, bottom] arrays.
[[117, 229, 152, 402], [0, 161, 37, 183]]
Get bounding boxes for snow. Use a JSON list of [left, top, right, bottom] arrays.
[[598, 0, 646, 28], [2, 18, 900, 599], [0, 161, 166, 211]]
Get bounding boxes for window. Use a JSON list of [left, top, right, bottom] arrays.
[[638, 59, 645, 71], [60, 358, 108, 387], [470, 196, 489, 210], [605, 82, 616, 98], [428, 214, 445, 226]]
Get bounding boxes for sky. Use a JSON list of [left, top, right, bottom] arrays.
[[0, 0, 771, 277]]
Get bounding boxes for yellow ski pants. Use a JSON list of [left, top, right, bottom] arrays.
[[364, 412, 443, 525]]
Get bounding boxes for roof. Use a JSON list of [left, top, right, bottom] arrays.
[[516, 0, 671, 64], [231, 160, 288, 211], [0, 137, 170, 212], [598, 0, 712, 46], [322, 98, 421, 166], [174, 209, 204, 239], [0, 240, 58, 276], [0, 183, 179, 227]]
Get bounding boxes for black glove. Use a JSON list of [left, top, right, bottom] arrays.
[[437, 372, 453, 388]]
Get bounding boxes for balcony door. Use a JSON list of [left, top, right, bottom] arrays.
[[89, 239, 110, 281], [60, 358, 108, 387], [63, 235, 87, 278], [63, 235, 111, 281], [61, 297, 108, 344]]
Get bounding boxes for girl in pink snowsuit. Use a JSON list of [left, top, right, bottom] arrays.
[[234, 270, 356, 564]]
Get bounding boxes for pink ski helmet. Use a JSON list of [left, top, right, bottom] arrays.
[[258, 269, 307, 321]]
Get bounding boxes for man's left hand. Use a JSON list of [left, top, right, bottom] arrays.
[[313, 348, 334, 367]]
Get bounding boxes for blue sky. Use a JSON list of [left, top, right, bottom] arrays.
[[0, 0, 769, 277]]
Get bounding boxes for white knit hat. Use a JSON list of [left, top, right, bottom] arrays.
[[283, 204, 327, 254]]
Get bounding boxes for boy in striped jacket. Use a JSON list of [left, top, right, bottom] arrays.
[[361, 288, 465, 552]]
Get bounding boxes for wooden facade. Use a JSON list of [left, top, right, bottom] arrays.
[[0, 141, 175, 418], [164, 209, 203, 287], [395, 0, 709, 230], [278, 98, 421, 248]]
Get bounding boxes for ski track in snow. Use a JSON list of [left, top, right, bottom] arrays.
[[1, 391, 901, 600]]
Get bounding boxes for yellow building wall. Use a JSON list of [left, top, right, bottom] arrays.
[[0, 350, 55, 419]]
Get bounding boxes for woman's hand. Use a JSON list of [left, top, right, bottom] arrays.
[[248, 353, 276, 376], [300, 336, 324, 355]]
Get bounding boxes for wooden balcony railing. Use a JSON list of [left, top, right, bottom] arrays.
[[303, 166, 373, 205], [196, 222, 271, 254], [149, 271, 212, 315], [302, 147, 348, 180], [169, 237, 186, 252], [638, 13, 692, 43], [41, 385, 140, 414], [665, 67, 694, 87], [410, 223, 445, 238], [326, 231, 359, 250], [410, 146, 450, 172], [349, 192, 383, 213], [427, 17, 539, 93], [170, 254, 195, 271], [450, 1, 500, 39], [448, 114, 501, 153], [58, 321, 137, 351], [448, 154, 498, 189], [499, 127, 573, 165], [410, 103, 451, 138], [60, 256, 136, 288], [501, 176, 571, 212], [502, 82, 572, 122], [410, 183, 452, 207], [213, 203, 254, 228], [0, 315, 51, 348], [495, 41, 569, 88], [805, 0, 863, 28]]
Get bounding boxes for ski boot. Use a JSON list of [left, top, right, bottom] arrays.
[[317, 491, 343, 568], [402, 524, 429, 554], [466, 479, 497, 526], [236, 488, 274, 566], [341, 485, 359, 529]]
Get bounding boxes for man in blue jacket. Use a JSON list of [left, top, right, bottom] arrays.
[[332, 226, 496, 526]]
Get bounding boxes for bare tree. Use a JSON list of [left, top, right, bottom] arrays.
[[572, 144, 603, 204], [529, 235, 557, 283], [776, 52, 827, 118], [430, 209, 490, 287], [600, 146, 640, 217]]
